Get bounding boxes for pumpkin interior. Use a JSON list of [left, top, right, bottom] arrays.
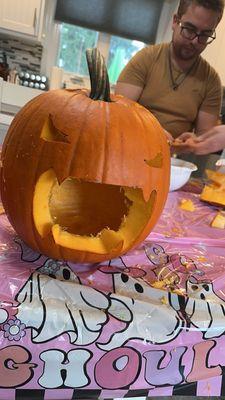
[[33, 169, 156, 255]]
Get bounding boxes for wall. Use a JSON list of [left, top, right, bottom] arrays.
[[155, 0, 179, 43], [202, 10, 225, 86], [40, 0, 59, 77]]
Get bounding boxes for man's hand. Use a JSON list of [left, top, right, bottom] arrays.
[[170, 132, 197, 154], [188, 127, 225, 155], [175, 132, 197, 142], [171, 126, 225, 155]]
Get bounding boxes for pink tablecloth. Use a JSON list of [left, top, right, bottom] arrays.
[[1, 190, 225, 399]]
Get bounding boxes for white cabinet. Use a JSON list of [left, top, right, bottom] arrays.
[[0, 77, 43, 114], [0, 0, 45, 40], [0, 77, 43, 143]]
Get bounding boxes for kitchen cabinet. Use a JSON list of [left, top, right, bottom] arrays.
[[0, 0, 45, 40], [0, 77, 43, 114]]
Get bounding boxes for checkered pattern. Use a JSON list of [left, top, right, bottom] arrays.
[[0, 381, 224, 399], [0, 385, 197, 399], [0, 371, 224, 399]]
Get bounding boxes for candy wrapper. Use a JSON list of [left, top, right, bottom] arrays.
[[1, 191, 225, 399]]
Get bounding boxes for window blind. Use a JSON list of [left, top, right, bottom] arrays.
[[55, 0, 164, 44]]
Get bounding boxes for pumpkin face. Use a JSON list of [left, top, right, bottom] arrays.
[[0, 49, 170, 263]]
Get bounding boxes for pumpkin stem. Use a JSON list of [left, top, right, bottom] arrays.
[[86, 48, 111, 102]]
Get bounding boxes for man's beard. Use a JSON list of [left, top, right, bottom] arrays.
[[172, 41, 200, 61]]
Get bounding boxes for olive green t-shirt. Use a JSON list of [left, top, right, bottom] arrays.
[[118, 43, 222, 138]]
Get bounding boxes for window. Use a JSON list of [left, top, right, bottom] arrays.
[[57, 23, 145, 84], [57, 24, 98, 76], [107, 35, 144, 84]]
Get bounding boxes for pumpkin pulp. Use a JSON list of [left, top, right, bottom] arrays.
[[33, 169, 156, 255]]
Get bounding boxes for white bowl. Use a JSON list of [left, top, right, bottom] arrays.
[[169, 158, 198, 191]]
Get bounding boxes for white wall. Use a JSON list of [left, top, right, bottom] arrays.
[[156, 0, 179, 43], [40, 0, 60, 77], [202, 10, 225, 85]]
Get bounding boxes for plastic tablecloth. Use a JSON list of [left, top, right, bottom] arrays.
[[1, 189, 225, 399]]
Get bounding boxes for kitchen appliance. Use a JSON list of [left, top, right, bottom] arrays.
[[18, 71, 48, 90]]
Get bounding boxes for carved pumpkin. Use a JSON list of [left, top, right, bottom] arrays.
[[0, 49, 170, 263]]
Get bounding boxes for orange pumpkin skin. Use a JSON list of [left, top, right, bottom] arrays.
[[0, 88, 170, 263]]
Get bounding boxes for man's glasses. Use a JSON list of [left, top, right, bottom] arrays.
[[178, 22, 216, 45]]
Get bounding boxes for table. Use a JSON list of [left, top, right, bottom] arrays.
[[1, 189, 225, 399]]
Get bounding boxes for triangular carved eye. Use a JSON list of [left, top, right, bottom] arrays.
[[41, 114, 70, 143], [145, 152, 163, 168]]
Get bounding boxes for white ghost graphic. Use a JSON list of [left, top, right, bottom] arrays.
[[15, 260, 110, 345], [185, 277, 225, 339], [97, 269, 183, 350]]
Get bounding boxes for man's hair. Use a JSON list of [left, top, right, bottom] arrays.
[[177, 0, 224, 21]]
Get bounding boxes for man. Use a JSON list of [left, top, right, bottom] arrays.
[[115, 0, 224, 142]]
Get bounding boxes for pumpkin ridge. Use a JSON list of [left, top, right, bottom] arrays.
[[101, 101, 111, 183], [3, 98, 45, 157], [132, 105, 168, 202], [116, 102, 147, 189], [1, 99, 49, 239], [65, 95, 94, 180], [69, 98, 107, 182], [17, 95, 67, 251], [101, 99, 124, 183]]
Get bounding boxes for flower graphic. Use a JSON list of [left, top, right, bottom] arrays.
[[0, 308, 8, 326], [0, 302, 18, 330], [3, 318, 26, 341]]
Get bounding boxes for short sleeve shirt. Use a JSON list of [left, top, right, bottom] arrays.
[[118, 43, 222, 138]]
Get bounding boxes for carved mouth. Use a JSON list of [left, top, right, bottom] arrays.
[[33, 169, 156, 255]]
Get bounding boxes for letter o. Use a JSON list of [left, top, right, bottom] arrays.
[[95, 347, 141, 389]]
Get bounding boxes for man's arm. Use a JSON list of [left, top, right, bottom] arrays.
[[172, 125, 225, 155], [194, 110, 219, 135], [176, 110, 219, 143], [115, 46, 151, 101], [115, 82, 143, 102], [177, 67, 222, 141]]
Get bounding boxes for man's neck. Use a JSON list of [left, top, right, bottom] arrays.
[[170, 46, 198, 72]]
